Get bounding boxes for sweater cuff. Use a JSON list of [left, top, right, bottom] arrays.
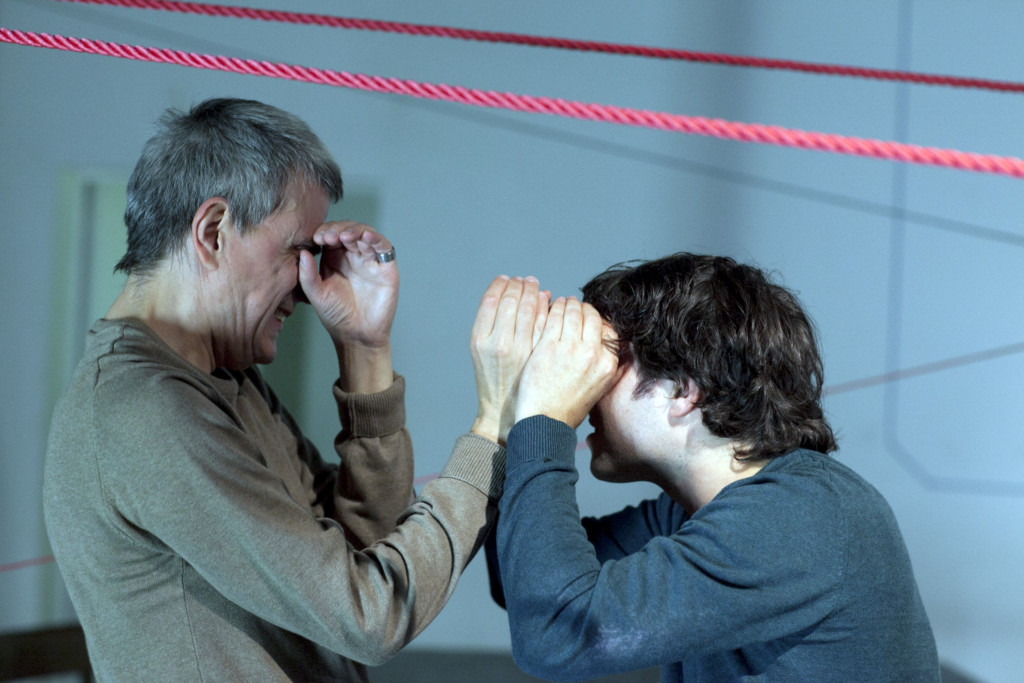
[[333, 374, 406, 438], [506, 415, 578, 469], [440, 433, 507, 500]]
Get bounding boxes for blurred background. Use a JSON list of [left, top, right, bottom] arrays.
[[2, 1, 1022, 681]]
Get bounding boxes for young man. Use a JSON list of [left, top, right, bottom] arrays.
[[43, 98, 545, 681], [491, 253, 940, 681]]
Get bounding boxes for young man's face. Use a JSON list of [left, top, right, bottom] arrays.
[[585, 361, 674, 484], [214, 181, 329, 369]]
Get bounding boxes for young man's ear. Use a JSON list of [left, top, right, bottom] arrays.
[[192, 197, 232, 271], [668, 378, 702, 419]]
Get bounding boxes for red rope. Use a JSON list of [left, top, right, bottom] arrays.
[[57, 0, 1024, 94], [824, 340, 1024, 396], [0, 555, 55, 574], [3, 27, 1024, 178]]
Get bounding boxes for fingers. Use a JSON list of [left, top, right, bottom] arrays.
[[468, 275, 543, 445], [314, 220, 362, 247], [540, 297, 567, 343], [562, 297, 583, 340], [340, 227, 391, 260], [315, 221, 394, 264], [517, 298, 618, 428], [471, 276, 544, 343], [538, 297, 607, 344], [494, 277, 527, 336], [581, 302, 606, 345], [475, 285, 607, 355], [508, 278, 549, 349], [532, 290, 551, 347], [538, 295, 590, 343], [470, 275, 512, 341]]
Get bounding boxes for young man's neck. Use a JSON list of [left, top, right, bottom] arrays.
[[665, 435, 766, 515]]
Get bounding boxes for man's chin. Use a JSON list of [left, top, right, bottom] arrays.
[[589, 448, 644, 484], [254, 337, 279, 365], [588, 449, 621, 483], [254, 352, 276, 367]]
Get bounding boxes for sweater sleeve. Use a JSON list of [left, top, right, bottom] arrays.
[[498, 416, 844, 682]]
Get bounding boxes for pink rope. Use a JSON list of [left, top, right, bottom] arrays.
[[57, 0, 1024, 94], [3, 27, 1024, 178]]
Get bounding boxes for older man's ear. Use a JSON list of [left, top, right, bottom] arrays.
[[191, 197, 231, 271]]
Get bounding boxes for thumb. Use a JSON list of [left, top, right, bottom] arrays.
[[297, 250, 322, 304]]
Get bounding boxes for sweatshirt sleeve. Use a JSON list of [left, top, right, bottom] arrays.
[[487, 466, 683, 612], [331, 375, 416, 549], [582, 493, 687, 562]]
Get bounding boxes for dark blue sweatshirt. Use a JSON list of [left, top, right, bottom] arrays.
[[492, 415, 940, 682]]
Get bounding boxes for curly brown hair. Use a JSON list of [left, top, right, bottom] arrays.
[[582, 253, 837, 460]]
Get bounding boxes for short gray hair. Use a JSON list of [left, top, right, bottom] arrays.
[[116, 98, 343, 275]]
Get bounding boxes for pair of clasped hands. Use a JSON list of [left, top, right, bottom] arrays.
[[469, 275, 621, 445]]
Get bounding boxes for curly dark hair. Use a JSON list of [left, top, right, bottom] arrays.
[[582, 253, 837, 460]]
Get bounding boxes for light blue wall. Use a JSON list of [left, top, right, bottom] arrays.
[[2, 1, 1022, 680]]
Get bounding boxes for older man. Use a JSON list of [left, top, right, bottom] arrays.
[[44, 98, 544, 681]]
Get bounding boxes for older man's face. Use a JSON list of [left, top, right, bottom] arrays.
[[214, 181, 329, 369]]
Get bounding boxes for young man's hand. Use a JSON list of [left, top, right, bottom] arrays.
[[515, 296, 619, 429]]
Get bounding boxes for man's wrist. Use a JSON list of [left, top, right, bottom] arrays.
[[506, 415, 578, 467], [470, 414, 501, 445], [336, 341, 393, 393]]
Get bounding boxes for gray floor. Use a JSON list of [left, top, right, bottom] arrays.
[[371, 650, 982, 683], [0, 625, 984, 682], [371, 650, 659, 682]]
